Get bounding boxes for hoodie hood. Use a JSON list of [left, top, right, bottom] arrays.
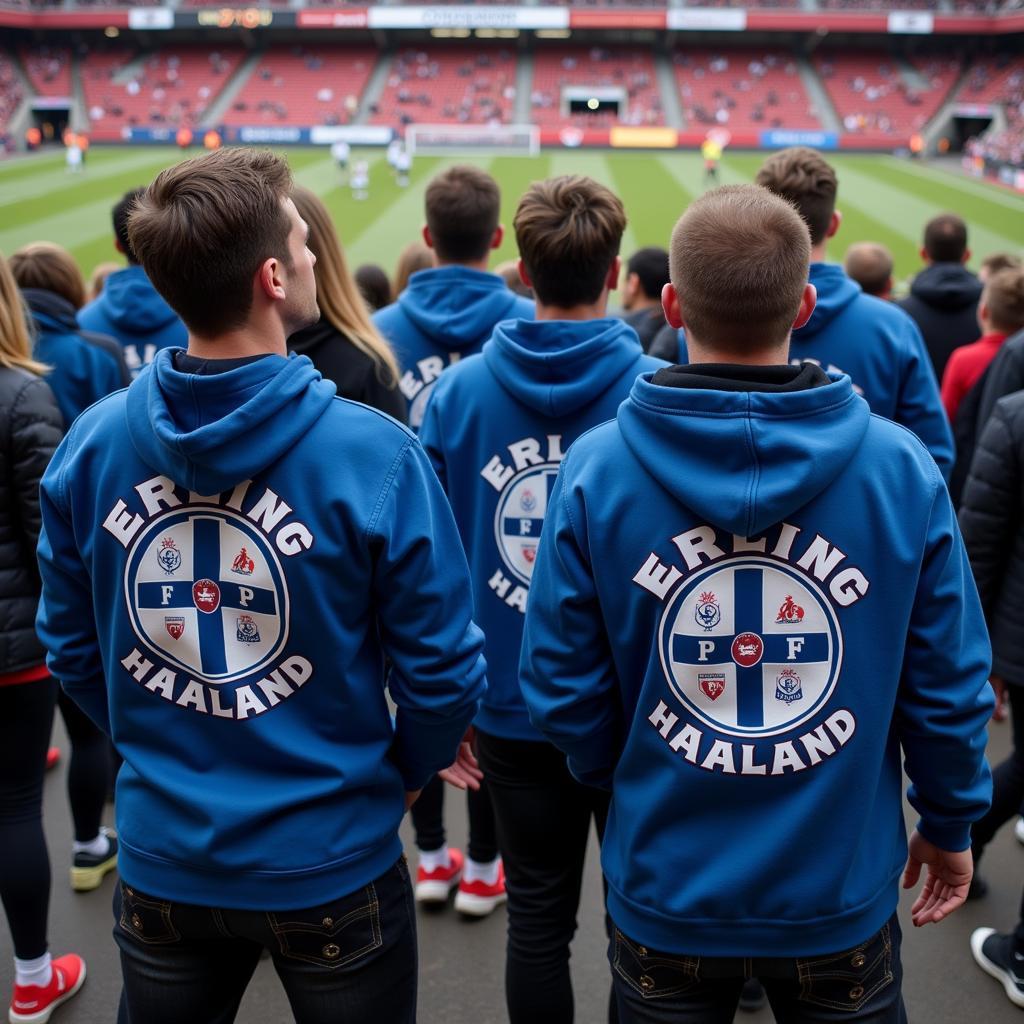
[[618, 370, 870, 537], [398, 266, 525, 350], [100, 265, 181, 333], [797, 263, 861, 339], [909, 262, 983, 312], [483, 317, 646, 417], [22, 288, 79, 333], [125, 349, 336, 495]]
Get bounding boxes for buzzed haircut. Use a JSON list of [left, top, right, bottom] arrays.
[[128, 148, 294, 338], [669, 184, 810, 352], [424, 165, 501, 263], [980, 252, 1021, 278], [112, 188, 145, 265], [755, 147, 838, 246], [923, 213, 968, 263], [627, 247, 670, 301], [984, 267, 1024, 334], [514, 175, 626, 308], [844, 242, 894, 298]]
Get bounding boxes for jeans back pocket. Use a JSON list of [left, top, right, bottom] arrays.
[[796, 921, 894, 1012], [612, 929, 701, 1001], [268, 883, 383, 970], [118, 883, 181, 946]]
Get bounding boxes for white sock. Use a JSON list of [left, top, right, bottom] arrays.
[[73, 830, 110, 857], [418, 846, 451, 873], [14, 953, 52, 989], [464, 856, 500, 886]]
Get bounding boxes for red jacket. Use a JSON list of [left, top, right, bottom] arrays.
[[941, 333, 1007, 423]]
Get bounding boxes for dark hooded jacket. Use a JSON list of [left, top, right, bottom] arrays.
[[898, 263, 983, 380]]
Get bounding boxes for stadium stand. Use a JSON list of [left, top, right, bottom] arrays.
[[531, 47, 663, 128], [223, 46, 376, 128], [0, 53, 23, 136], [19, 44, 71, 97], [369, 47, 516, 128], [816, 51, 959, 142], [82, 47, 244, 140], [673, 50, 821, 134]]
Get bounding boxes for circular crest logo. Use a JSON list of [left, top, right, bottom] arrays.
[[124, 508, 290, 684], [657, 556, 843, 738], [493, 464, 561, 585]]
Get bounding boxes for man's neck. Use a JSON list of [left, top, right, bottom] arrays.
[[436, 257, 489, 273], [626, 296, 661, 313], [686, 336, 790, 366], [187, 321, 288, 361], [535, 299, 607, 322], [810, 242, 829, 264]]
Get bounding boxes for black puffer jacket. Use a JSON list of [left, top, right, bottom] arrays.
[[0, 366, 64, 675], [959, 389, 1024, 687]]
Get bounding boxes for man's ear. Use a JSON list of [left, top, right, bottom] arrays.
[[963, 247, 972, 265], [792, 282, 817, 330], [257, 256, 286, 303], [517, 258, 533, 291], [662, 282, 684, 329], [606, 255, 621, 293], [826, 210, 842, 240], [422, 224, 434, 250], [490, 225, 504, 250], [114, 237, 125, 255], [920, 246, 930, 265]]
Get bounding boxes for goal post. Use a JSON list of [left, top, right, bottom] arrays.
[[405, 123, 540, 157]]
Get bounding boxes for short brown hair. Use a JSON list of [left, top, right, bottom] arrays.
[[923, 213, 968, 263], [514, 175, 626, 308], [844, 242, 894, 298], [755, 147, 837, 246], [10, 242, 87, 310], [424, 165, 500, 263], [980, 252, 1021, 280], [128, 148, 294, 337], [669, 184, 810, 352], [983, 267, 1024, 334]]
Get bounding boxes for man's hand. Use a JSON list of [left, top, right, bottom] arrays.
[[902, 829, 973, 926], [991, 674, 1008, 723], [438, 727, 484, 792], [405, 789, 422, 810]]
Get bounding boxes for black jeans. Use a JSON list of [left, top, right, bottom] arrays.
[[410, 757, 499, 863], [477, 728, 613, 1024], [0, 677, 57, 959], [113, 857, 417, 1024], [57, 689, 110, 842], [611, 914, 906, 1024]]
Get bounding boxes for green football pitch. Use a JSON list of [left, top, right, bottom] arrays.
[[0, 145, 1021, 293]]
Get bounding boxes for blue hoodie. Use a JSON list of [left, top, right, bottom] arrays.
[[78, 264, 188, 377], [374, 266, 535, 429], [520, 367, 992, 956], [23, 288, 130, 428], [36, 349, 486, 910], [420, 317, 665, 741], [794, 263, 954, 478]]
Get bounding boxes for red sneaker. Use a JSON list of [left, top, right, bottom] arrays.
[[414, 847, 464, 904], [455, 859, 507, 917], [44, 748, 60, 772], [9, 954, 86, 1024]]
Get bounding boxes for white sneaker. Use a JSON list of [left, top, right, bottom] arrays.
[[1015, 817, 1024, 845]]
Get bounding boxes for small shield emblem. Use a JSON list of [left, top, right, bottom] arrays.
[[165, 616, 185, 640], [699, 673, 726, 701]]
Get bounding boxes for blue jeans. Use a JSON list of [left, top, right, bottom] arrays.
[[113, 857, 416, 1024], [610, 913, 906, 1024]]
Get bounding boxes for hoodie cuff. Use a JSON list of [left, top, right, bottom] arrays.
[[916, 817, 972, 854]]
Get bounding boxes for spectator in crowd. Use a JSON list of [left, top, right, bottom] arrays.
[[495, 260, 533, 300], [898, 214, 983, 380], [977, 323, 1024, 431], [962, 387, 1024, 1011], [392, 241, 434, 300], [420, 175, 664, 1024], [520, 183, 993, 1023], [35, 147, 485, 1024], [979, 251, 1022, 285], [9, 242, 129, 429], [354, 263, 391, 313], [844, 241, 894, 300], [87, 261, 121, 303], [0, 251, 86, 1024], [78, 189, 187, 378], [619, 246, 670, 353], [756, 147, 954, 480], [374, 165, 534, 430], [942, 266, 1024, 423], [287, 187, 404, 421]]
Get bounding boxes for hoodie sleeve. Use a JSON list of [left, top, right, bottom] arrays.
[[35, 427, 111, 735], [898, 470, 993, 852], [895, 317, 955, 481], [369, 437, 485, 790], [417, 382, 448, 491], [520, 455, 623, 789]]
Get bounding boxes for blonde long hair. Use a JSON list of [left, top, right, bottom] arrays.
[[291, 187, 399, 385], [0, 251, 47, 376]]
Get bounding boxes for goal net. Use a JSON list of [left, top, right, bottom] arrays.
[[405, 123, 540, 157]]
